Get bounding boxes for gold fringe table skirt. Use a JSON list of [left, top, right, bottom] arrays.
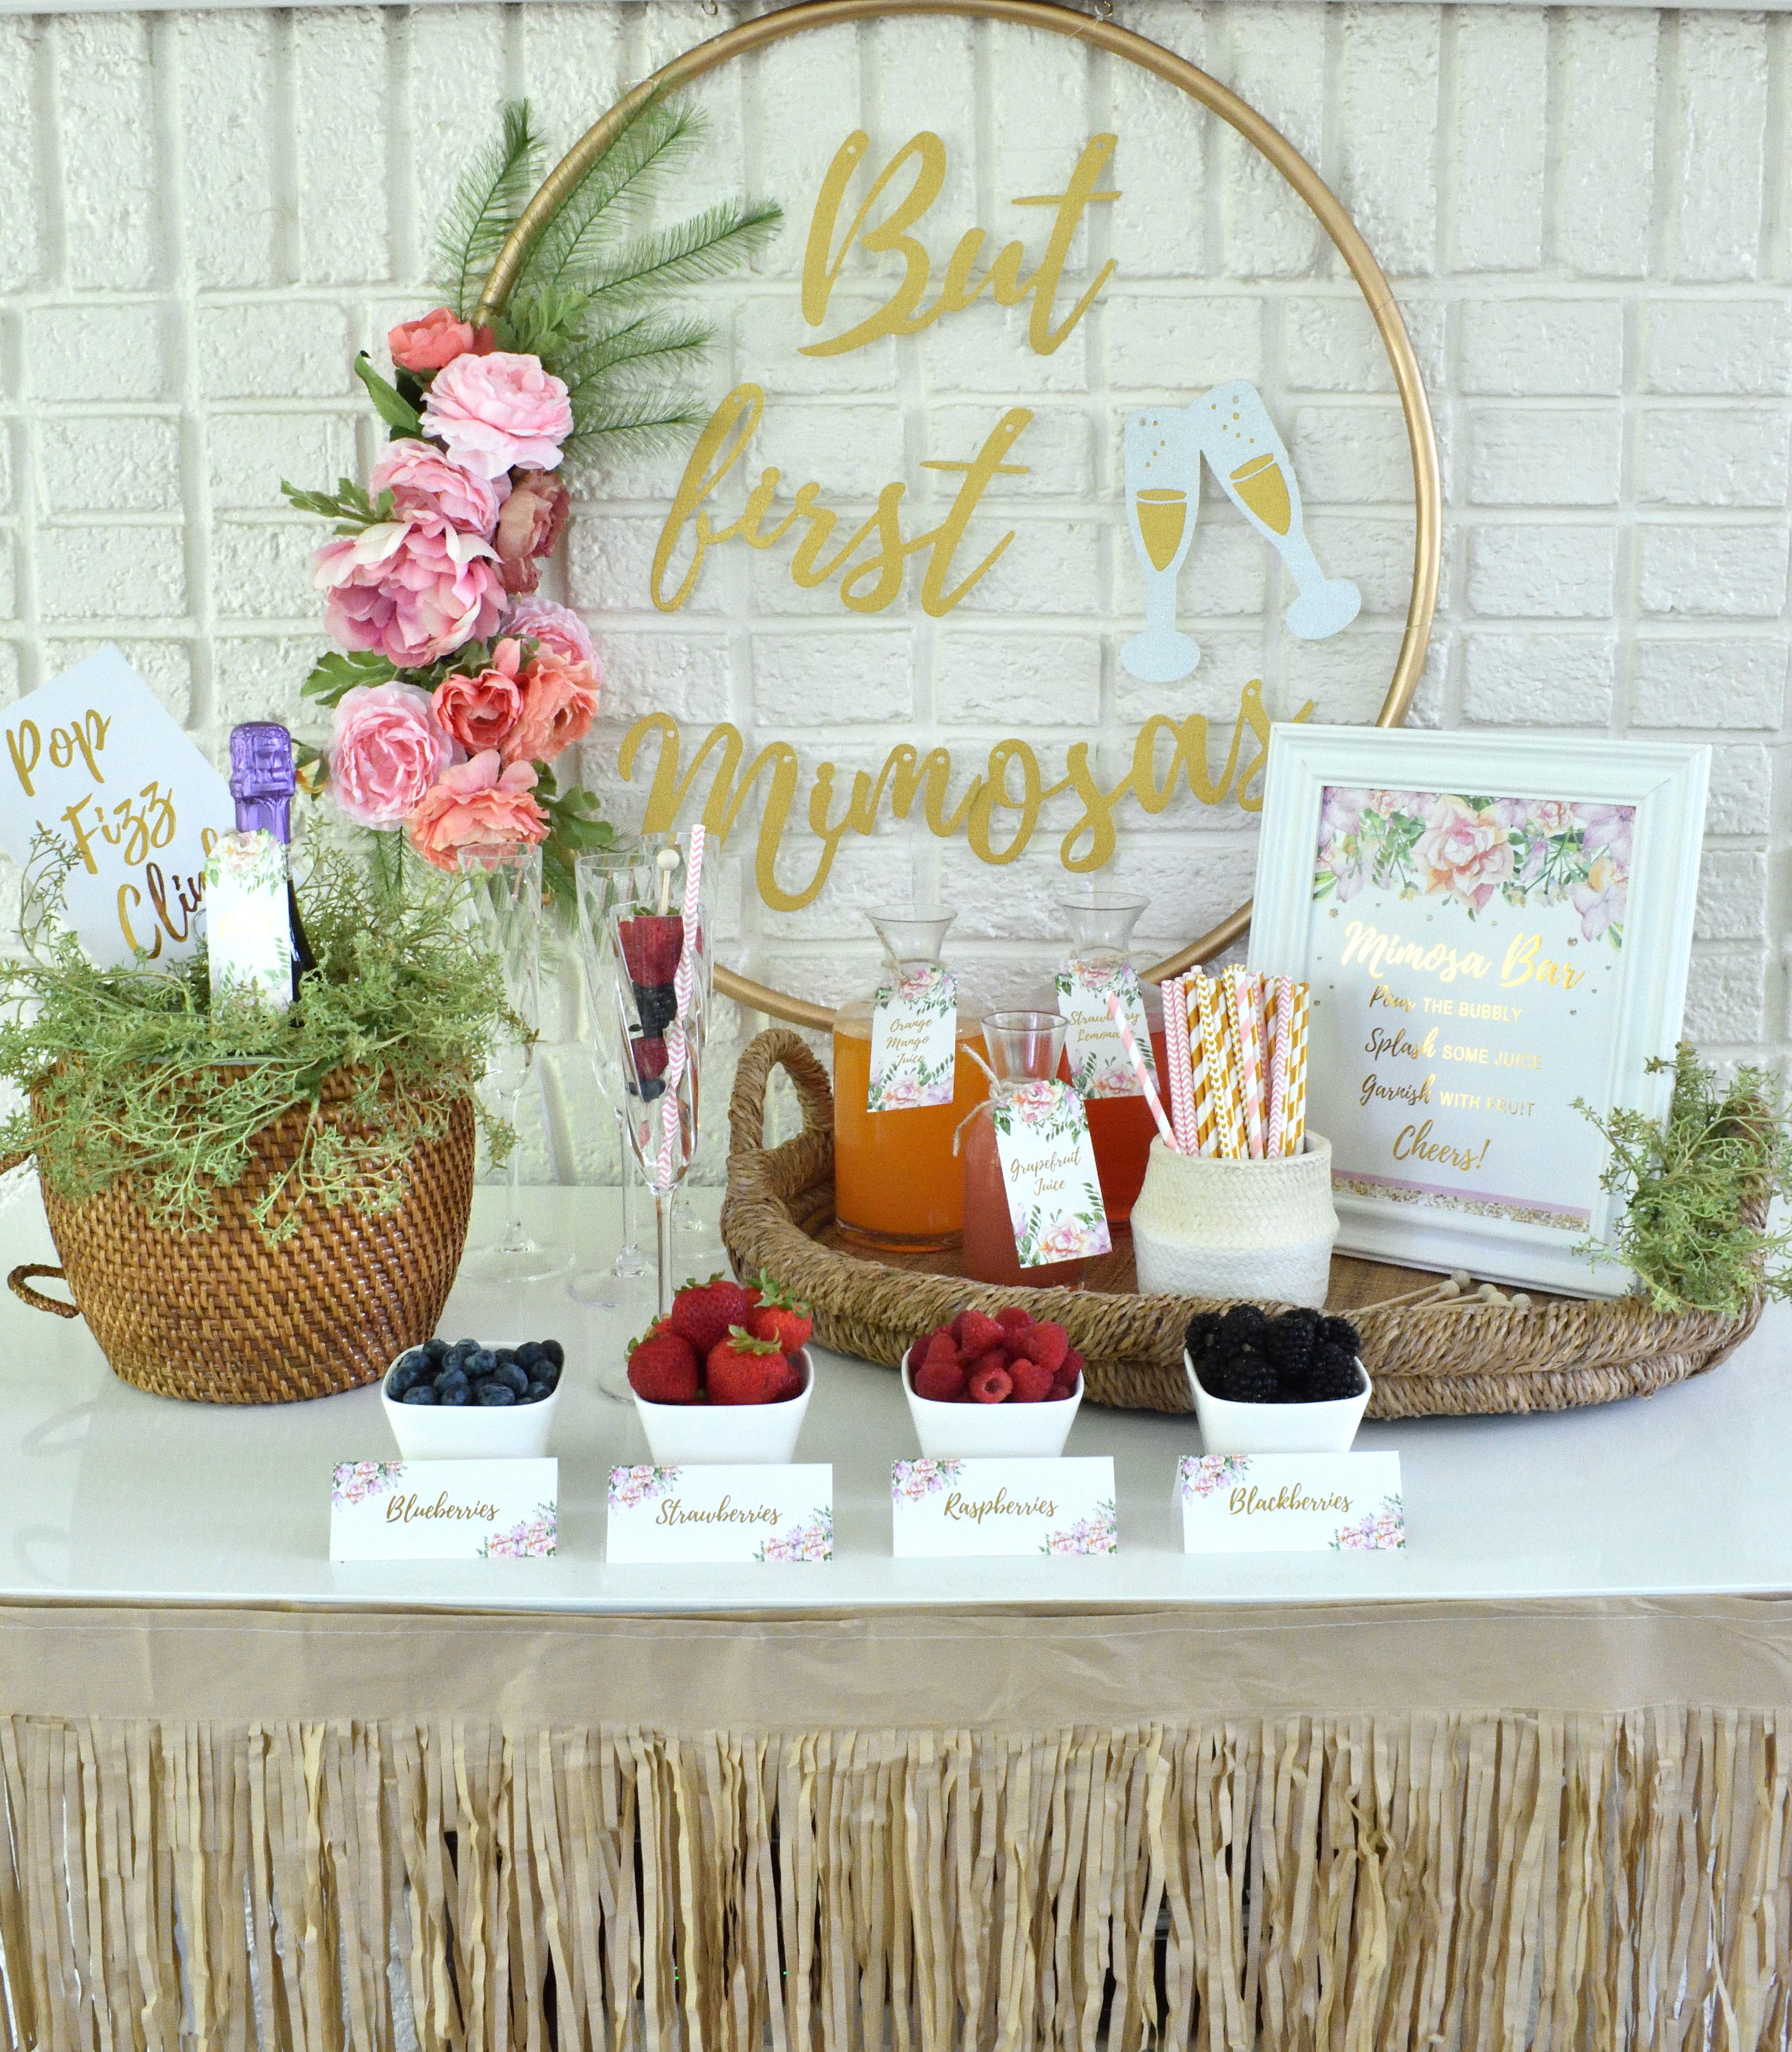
[[0, 1595, 1789, 2051]]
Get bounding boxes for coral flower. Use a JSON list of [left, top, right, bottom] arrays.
[[502, 648, 601, 766], [407, 750, 549, 871]]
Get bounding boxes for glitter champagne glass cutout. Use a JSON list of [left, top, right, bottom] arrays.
[[1196, 379, 1361, 641], [1120, 408, 1202, 684]]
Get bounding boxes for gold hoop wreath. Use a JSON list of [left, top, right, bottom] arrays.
[[479, 0, 1442, 1032]]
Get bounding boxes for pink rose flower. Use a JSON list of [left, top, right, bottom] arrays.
[[432, 639, 525, 755], [492, 469, 571, 595], [407, 750, 549, 871], [421, 351, 574, 480], [315, 516, 505, 669], [387, 307, 495, 375], [1412, 794, 1516, 913], [329, 682, 456, 829], [503, 596, 595, 667], [502, 648, 601, 766], [1525, 799, 1577, 837], [368, 439, 508, 536]]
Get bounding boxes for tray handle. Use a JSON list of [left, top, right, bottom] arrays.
[[727, 1027, 834, 1160], [8, 1265, 78, 1319]]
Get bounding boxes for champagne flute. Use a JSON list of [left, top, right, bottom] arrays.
[[1192, 378, 1361, 640], [1120, 407, 1202, 684], [455, 842, 569, 1287]]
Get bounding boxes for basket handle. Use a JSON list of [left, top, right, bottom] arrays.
[[727, 1028, 834, 1161], [8, 1265, 78, 1320]]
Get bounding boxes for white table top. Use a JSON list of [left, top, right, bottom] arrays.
[[0, 1186, 1783, 1614]]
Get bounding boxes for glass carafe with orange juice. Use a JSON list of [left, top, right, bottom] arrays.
[[1054, 892, 1167, 1228], [832, 911, 985, 1251], [961, 1011, 1097, 1290]]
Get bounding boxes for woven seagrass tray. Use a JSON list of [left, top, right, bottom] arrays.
[[721, 1028, 1767, 1418]]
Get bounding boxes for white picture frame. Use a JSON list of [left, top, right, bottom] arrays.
[[1248, 726, 1711, 1297]]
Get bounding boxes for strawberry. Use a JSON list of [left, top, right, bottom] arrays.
[[1024, 1321, 1070, 1373], [968, 1362, 1012, 1404], [631, 1035, 669, 1080], [707, 1326, 791, 1405], [669, 1274, 755, 1359], [1009, 1359, 1056, 1404], [914, 1359, 966, 1402], [995, 1307, 1034, 1341], [626, 1328, 701, 1405], [956, 1309, 1005, 1358], [618, 913, 684, 985], [747, 1274, 813, 1355]]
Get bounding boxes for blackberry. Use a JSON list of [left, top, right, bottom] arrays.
[[1194, 1352, 1236, 1400], [1318, 1315, 1361, 1358], [1227, 1343, 1278, 1405], [1184, 1311, 1220, 1366], [1309, 1342, 1363, 1402], [1263, 1308, 1321, 1392], [1216, 1303, 1269, 1351], [634, 981, 679, 1036]]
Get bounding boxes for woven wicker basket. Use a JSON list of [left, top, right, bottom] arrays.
[[6, 1067, 475, 1404], [721, 1028, 1767, 1418]]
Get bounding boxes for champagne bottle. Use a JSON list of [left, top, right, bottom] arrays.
[[228, 723, 317, 1002]]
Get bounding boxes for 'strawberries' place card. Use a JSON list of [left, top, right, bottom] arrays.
[[868, 965, 958, 1111], [1177, 1453, 1405, 1554], [0, 647, 235, 969], [606, 1463, 834, 1564], [891, 1456, 1118, 1558], [329, 1459, 557, 1561]]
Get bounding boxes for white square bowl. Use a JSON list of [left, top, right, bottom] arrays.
[[1183, 1351, 1370, 1455], [383, 1341, 563, 1460], [902, 1359, 1083, 1459], [633, 1349, 814, 1465]]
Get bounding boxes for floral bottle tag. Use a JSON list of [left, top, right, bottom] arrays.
[[1054, 962, 1155, 1099], [868, 964, 958, 1112], [990, 1080, 1112, 1267], [204, 829, 292, 1011]]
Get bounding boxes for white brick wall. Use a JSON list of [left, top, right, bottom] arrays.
[[0, 0, 1788, 1190]]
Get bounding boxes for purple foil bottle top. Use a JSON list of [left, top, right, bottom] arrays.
[[230, 723, 296, 842]]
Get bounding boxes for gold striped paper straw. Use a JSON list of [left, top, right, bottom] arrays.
[[1226, 965, 1267, 1159], [1266, 975, 1295, 1158], [1282, 982, 1310, 1155], [1198, 975, 1245, 1159], [1186, 977, 1216, 1155]]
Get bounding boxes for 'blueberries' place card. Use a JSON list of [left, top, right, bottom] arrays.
[[891, 1456, 1118, 1558], [606, 1463, 834, 1564], [1177, 1453, 1405, 1554], [329, 1459, 558, 1561]]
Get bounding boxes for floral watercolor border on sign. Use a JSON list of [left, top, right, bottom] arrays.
[[1177, 1454, 1252, 1503], [1329, 1494, 1406, 1552], [892, 1458, 966, 1502], [479, 1503, 558, 1558], [755, 1510, 834, 1563], [332, 1461, 406, 1508], [1041, 1501, 1119, 1556], [608, 1464, 682, 1510]]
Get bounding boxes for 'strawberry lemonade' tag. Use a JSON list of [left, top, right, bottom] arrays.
[[1055, 961, 1156, 1099], [891, 1456, 1118, 1559], [329, 1459, 557, 1562], [867, 965, 958, 1112], [990, 1081, 1112, 1268], [606, 1463, 833, 1565], [1177, 1453, 1405, 1555]]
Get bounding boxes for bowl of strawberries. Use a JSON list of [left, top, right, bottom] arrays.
[[902, 1306, 1085, 1459], [625, 1271, 816, 1464]]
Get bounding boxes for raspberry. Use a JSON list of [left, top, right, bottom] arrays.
[[1024, 1321, 1070, 1373], [923, 1329, 960, 1369], [914, 1360, 966, 1402], [957, 1309, 1005, 1357], [1049, 1372, 1078, 1402], [968, 1346, 1009, 1380], [995, 1307, 1034, 1340], [1009, 1359, 1055, 1403], [968, 1363, 1012, 1404], [1061, 1347, 1086, 1387]]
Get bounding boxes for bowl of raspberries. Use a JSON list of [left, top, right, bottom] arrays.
[[626, 1271, 815, 1464], [1184, 1305, 1369, 1453], [902, 1307, 1085, 1458], [383, 1337, 566, 1458]]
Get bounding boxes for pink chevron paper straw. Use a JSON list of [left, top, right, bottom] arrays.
[[1225, 965, 1267, 1160], [1106, 990, 1179, 1151], [1160, 975, 1197, 1154], [656, 823, 706, 1191], [1266, 974, 1295, 1158]]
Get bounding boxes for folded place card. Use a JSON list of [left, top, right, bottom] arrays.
[[329, 1459, 557, 1561], [891, 1456, 1118, 1558], [1176, 1453, 1405, 1554], [606, 1463, 834, 1564]]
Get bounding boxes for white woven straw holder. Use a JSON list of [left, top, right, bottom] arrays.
[[1130, 1133, 1339, 1309]]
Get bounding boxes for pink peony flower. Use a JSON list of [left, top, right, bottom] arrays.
[[387, 306, 495, 375], [502, 648, 601, 766], [432, 639, 525, 755], [421, 351, 574, 480], [1412, 794, 1516, 914], [492, 469, 571, 594], [315, 516, 505, 669], [407, 750, 549, 871], [503, 596, 595, 667], [329, 682, 456, 828], [368, 439, 508, 536]]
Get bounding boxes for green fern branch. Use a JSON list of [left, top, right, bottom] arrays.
[[560, 389, 712, 468], [556, 313, 710, 391], [432, 101, 543, 321], [575, 200, 783, 312]]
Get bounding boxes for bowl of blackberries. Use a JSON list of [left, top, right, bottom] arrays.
[[383, 1337, 566, 1459], [1184, 1306, 1369, 1454]]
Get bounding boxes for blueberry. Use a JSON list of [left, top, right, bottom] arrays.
[[494, 1362, 529, 1396], [447, 1341, 477, 1371], [533, 1363, 560, 1393], [387, 1364, 421, 1397], [515, 1341, 543, 1371], [471, 1348, 498, 1379], [395, 1347, 430, 1376], [425, 1336, 448, 1361], [475, 1383, 517, 1407], [438, 1382, 471, 1407], [435, 1370, 469, 1398], [524, 1380, 552, 1405], [401, 1385, 439, 1406], [495, 1347, 519, 1368], [540, 1340, 565, 1371]]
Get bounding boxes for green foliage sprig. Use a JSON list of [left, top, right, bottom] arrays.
[[1576, 1044, 1792, 1316], [279, 478, 397, 533], [0, 855, 518, 1244]]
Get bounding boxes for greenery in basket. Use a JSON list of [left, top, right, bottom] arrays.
[[1576, 1044, 1792, 1316], [0, 850, 518, 1244]]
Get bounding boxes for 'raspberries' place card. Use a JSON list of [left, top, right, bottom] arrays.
[[606, 1463, 834, 1564], [891, 1456, 1119, 1558], [1177, 1453, 1405, 1554], [329, 1458, 558, 1561]]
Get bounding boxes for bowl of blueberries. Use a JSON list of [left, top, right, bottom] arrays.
[[1184, 1305, 1369, 1455], [383, 1337, 566, 1459]]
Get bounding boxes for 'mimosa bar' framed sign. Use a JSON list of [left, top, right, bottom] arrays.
[[1248, 728, 1710, 1296]]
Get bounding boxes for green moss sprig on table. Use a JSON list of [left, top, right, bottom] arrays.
[[1577, 1044, 1792, 1316], [0, 854, 518, 1244]]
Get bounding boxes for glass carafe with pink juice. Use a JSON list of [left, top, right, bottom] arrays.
[[961, 1010, 1092, 1290], [832, 911, 985, 1251], [1055, 892, 1165, 1228]]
